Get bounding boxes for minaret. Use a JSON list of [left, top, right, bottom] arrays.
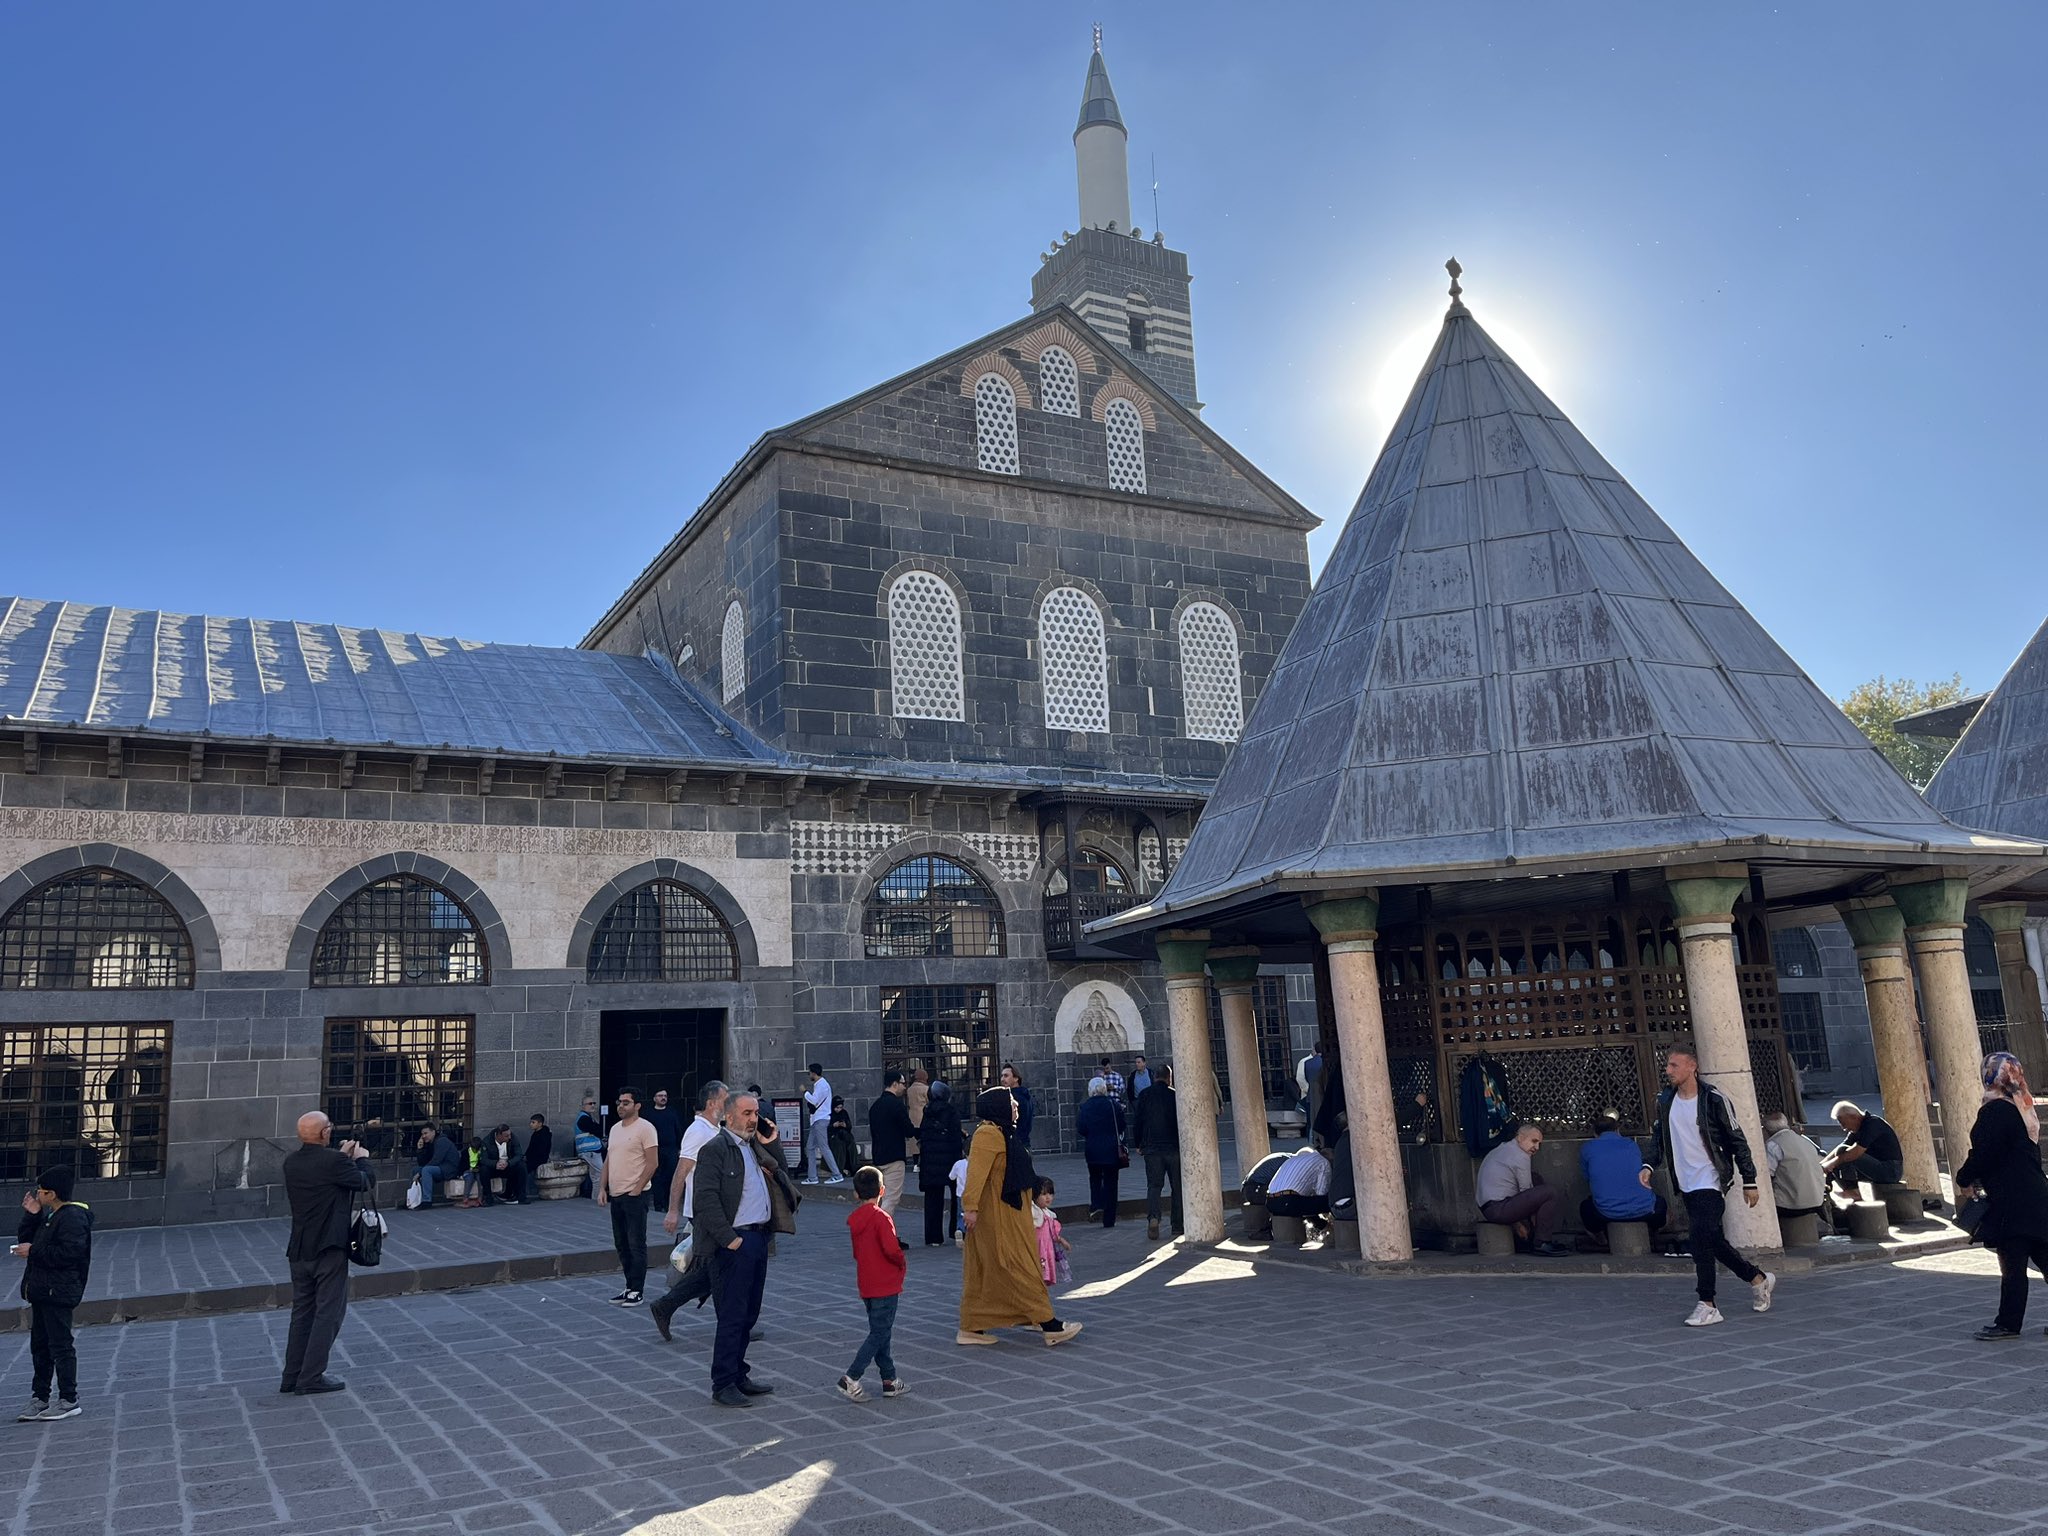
[[1032, 30, 1199, 409]]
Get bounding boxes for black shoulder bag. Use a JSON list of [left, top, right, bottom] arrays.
[[349, 1175, 387, 1267]]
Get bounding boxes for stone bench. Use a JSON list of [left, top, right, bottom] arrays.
[[1270, 1213, 1308, 1246], [1239, 1200, 1272, 1239], [1476, 1222, 1516, 1257], [1332, 1216, 1360, 1257], [1874, 1183, 1923, 1225], [1844, 1200, 1890, 1242], [1779, 1211, 1822, 1248], [1606, 1221, 1651, 1257]]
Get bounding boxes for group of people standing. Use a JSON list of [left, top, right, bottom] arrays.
[[1075, 1054, 1184, 1239]]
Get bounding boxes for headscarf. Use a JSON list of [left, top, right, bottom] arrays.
[[928, 1079, 950, 1105], [975, 1086, 1036, 1209], [1982, 1050, 2040, 1143]]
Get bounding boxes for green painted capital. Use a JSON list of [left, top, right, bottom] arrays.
[[1838, 898, 1907, 951], [1207, 946, 1262, 988], [1978, 900, 2031, 935], [1889, 874, 1969, 929], [1155, 936, 1211, 978], [1666, 874, 1747, 922], [1305, 892, 1380, 939]]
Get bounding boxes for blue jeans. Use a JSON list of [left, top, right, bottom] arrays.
[[417, 1166, 445, 1205], [847, 1293, 898, 1382]]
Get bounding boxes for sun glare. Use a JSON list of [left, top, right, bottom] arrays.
[[1362, 303, 1572, 445]]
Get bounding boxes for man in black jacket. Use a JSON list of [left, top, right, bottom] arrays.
[[12, 1166, 92, 1421], [1640, 1043, 1777, 1328], [868, 1070, 914, 1228], [281, 1110, 374, 1395], [1132, 1064, 1182, 1241], [647, 1089, 684, 1215], [525, 1113, 554, 1174], [477, 1124, 526, 1206], [693, 1093, 799, 1407]]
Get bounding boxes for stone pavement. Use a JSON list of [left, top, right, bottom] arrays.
[[0, 1212, 2041, 1536]]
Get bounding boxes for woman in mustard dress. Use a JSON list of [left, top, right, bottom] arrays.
[[958, 1087, 1082, 1347]]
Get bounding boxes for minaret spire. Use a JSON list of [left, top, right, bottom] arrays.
[[1074, 30, 1131, 232]]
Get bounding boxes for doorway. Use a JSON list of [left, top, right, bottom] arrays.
[[598, 1009, 725, 1113]]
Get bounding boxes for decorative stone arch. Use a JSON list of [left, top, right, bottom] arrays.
[[1019, 320, 1100, 375], [850, 833, 1021, 910], [1088, 378, 1158, 430], [0, 844, 221, 975], [1035, 827, 1137, 891], [1169, 587, 1249, 637], [565, 858, 762, 974], [286, 852, 512, 980], [956, 354, 1033, 412], [875, 559, 967, 724]]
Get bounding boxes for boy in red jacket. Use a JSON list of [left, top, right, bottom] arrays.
[[836, 1165, 907, 1402]]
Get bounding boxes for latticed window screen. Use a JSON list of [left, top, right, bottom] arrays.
[[721, 600, 746, 703], [1038, 346, 1080, 416], [1177, 601, 1244, 743], [586, 880, 739, 982], [864, 856, 1004, 959], [1103, 397, 1146, 493], [1452, 1045, 1648, 1132], [881, 985, 998, 1092], [1204, 975, 1293, 1104], [1779, 990, 1832, 1072], [311, 876, 487, 987], [973, 373, 1019, 474], [887, 571, 964, 720], [322, 1016, 474, 1160], [0, 870, 194, 990], [1039, 586, 1109, 733], [0, 1023, 170, 1182]]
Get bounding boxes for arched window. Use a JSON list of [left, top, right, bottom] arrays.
[[1178, 602, 1244, 743], [586, 880, 740, 982], [1965, 917, 2002, 982], [1103, 396, 1146, 493], [887, 571, 964, 721], [865, 855, 1005, 959], [973, 373, 1019, 475], [1045, 846, 1130, 899], [0, 869, 194, 990], [1039, 586, 1109, 733], [1038, 346, 1080, 417], [721, 600, 745, 704], [311, 875, 487, 987], [1770, 928, 1822, 980]]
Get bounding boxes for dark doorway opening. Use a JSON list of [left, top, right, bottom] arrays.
[[599, 1010, 725, 1112]]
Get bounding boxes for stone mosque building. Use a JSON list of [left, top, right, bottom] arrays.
[[0, 41, 1320, 1224]]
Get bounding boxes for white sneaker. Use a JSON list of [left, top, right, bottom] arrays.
[[799, 1179, 820, 1186], [1684, 1302, 1724, 1328], [834, 1375, 868, 1403], [1752, 1272, 1777, 1313]]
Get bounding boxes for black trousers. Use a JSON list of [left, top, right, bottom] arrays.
[[282, 1247, 350, 1388], [1088, 1161, 1121, 1226], [654, 1156, 677, 1213], [480, 1163, 525, 1204], [1145, 1150, 1183, 1233], [609, 1192, 650, 1291], [709, 1227, 770, 1390], [1994, 1237, 2048, 1331], [922, 1182, 957, 1245], [28, 1302, 77, 1403], [653, 1247, 714, 1317], [1682, 1188, 1762, 1303], [1267, 1191, 1330, 1221]]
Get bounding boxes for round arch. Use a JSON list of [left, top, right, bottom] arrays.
[[285, 853, 512, 979], [0, 844, 221, 975], [566, 858, 762, 973]]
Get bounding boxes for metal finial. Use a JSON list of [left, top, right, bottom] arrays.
[[1093, 22, 1102, 52], [1446, 258, 1463, 300]]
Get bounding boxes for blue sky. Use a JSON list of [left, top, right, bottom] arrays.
[[3, 2, 2041, 699]]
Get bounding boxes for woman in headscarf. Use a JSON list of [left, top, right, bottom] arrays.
[[957, 1086, 1081, 1348], [917, 1080, 965, 1248], [1075, 1076, 1126, 1227], [1954, 1050, 2048, 1340]]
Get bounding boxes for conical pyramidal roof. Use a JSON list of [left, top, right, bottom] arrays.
[[1076, 47, 1124, 134], [1140, 296, 2013, 920], [1925, 614, 2048, 843]]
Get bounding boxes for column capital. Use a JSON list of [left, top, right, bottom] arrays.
[[1837, 896, 1907, 953], [1978, 900, 2032, 935], [1666, 870, 1747, 929], [1154, 929, 1211, 979], [1889, 872, 1969, 932], [1206, 946, 1262, 989], [1305, 890, 1380, 945]]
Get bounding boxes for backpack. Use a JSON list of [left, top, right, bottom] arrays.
[[1458, 1055, 1514, 1159]]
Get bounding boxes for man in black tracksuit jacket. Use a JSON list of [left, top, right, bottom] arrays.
[[1640, 1043, 1774, 1326], [13, 1165, 93, 1420]]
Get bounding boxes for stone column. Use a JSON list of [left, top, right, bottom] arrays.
[[1305, 892, 1412, 1263], [1837, 897, 1942, 1199], [1892, 873, 1983, 1186], [1207, 947, 1271, 1177], [1979, 901, 2048, 1091], [1155, 929, 1223, 1244], [1667, 865, 1781, 1253]]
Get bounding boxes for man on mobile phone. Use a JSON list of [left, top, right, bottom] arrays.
[[13, 1167, 91, 1421]]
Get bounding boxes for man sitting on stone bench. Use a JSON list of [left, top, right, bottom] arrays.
[[1822, 1101, 1904, 1211], [1476, 1122, 1568, 1256], [1763, 1111, 1827, 1224], [1265, 1144, 1333, 1229], [1578, 1110, 1665, 1244]]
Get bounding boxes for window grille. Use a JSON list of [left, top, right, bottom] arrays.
[[1779, 991, 1832, 1072], [864, 856, 1004, 959], [881, 985, 998, 1093], [1178, 602, 1244, 742], [1103, 397, 1146, 493], [973, 373, 1019, 475], [1038, 347, 1080, 416], [1770, 928, 1821, 980], [721, 600, 745, 704], [887, 571, 964, 721], [0, 1023, 171, 1182], [311, 876, 487, 987], [1039, 586, 1109, 733], [1204, 975, 1294, 1104], [586, 880, 739, 982], [0, 870, 194, 990], [322, 1016, 474, 1162], [1965, 918, 2002, 981]]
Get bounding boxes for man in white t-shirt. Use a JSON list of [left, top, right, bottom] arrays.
[[1641, 1043, 1776, 1328], [651, 1079, 730, 1340], [801, 1063, 844, 1185]]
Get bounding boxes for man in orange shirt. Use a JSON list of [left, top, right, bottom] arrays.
[[597, 1087, 661, 1306]]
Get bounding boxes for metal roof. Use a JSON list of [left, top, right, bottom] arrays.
[[1924, 615, 2048, 843], [1076, 47, 1124, 134], [1101, 295, 2035, 933], [0, 596, 767, 766]]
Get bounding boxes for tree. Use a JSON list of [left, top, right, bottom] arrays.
[[1837, 674, 1973, 790]]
